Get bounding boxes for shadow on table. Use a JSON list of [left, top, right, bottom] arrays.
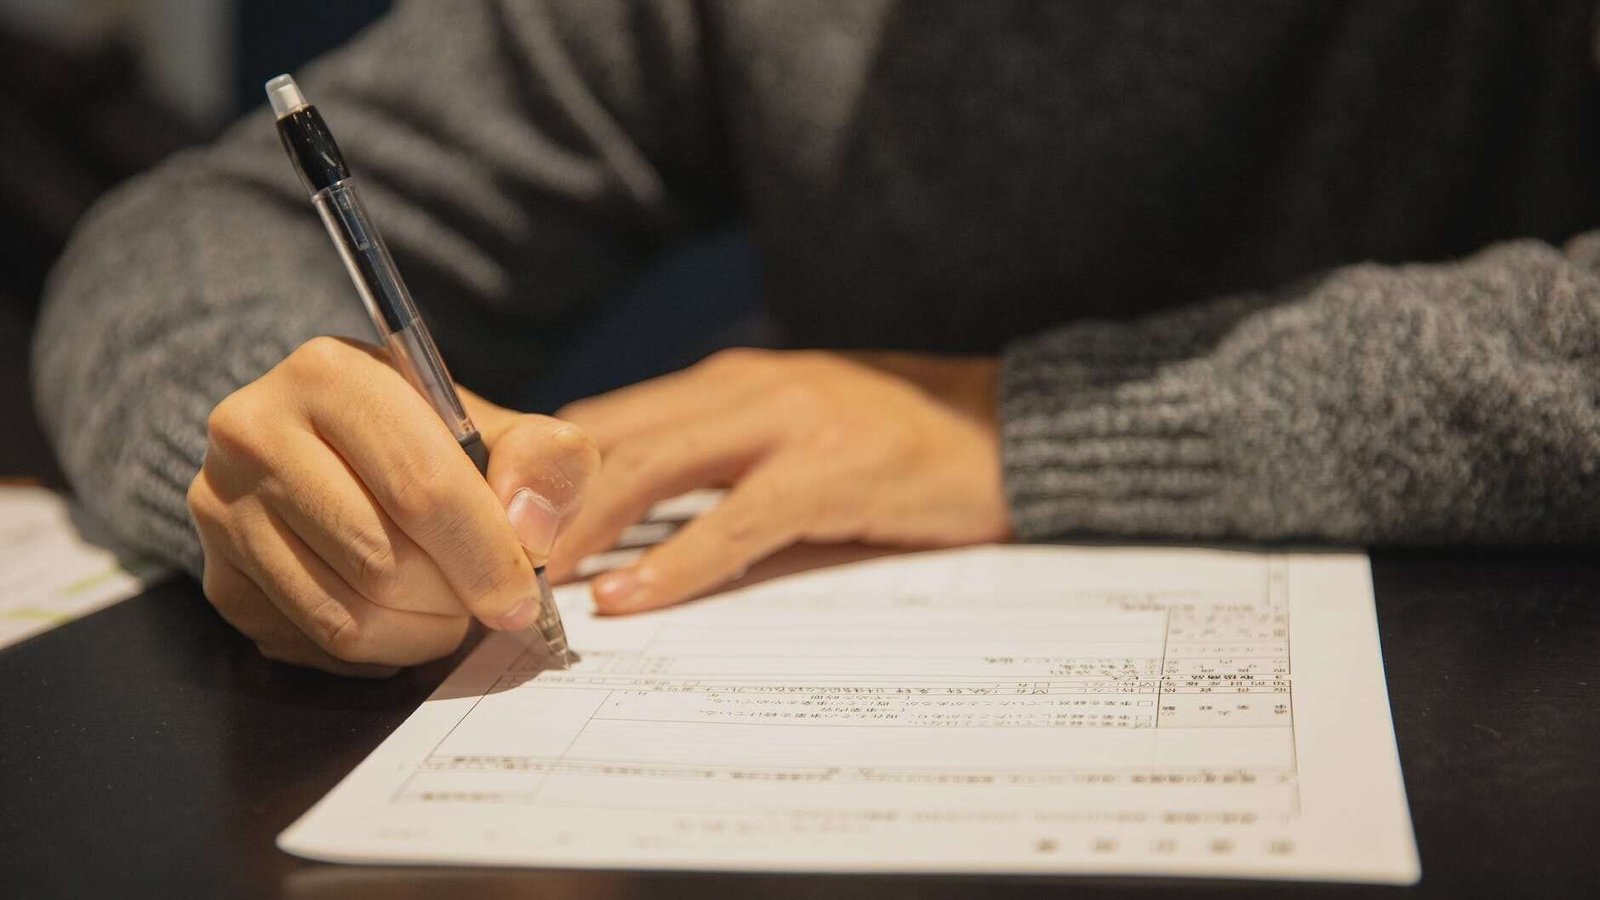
[[281, 863, 1365, 900]]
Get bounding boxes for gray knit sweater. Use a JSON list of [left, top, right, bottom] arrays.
[[32, 1, 1600, 576]]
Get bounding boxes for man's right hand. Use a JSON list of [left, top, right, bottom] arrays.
[[187, 336, 598, 676]]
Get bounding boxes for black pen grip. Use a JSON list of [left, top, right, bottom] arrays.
[[459, 432, 490, 476]]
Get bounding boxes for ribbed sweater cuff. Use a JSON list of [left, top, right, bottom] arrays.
[[1000, 325, 1234, 541], [128, 398, 210, 578], [114, 324, 310, 578]]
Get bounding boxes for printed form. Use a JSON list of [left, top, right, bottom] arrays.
[[280, 545, 1419, 883]]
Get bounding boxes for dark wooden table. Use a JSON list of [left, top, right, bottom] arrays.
[[2, 549, 1597, 900]]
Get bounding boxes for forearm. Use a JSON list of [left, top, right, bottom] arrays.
[[32, 0, 717, 574], [1001, 237, 1600, 545], [32, 157, 368, 574]]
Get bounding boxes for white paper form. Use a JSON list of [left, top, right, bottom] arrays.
[[0, 485, 165, 650], [279, 545, 1419, 884]]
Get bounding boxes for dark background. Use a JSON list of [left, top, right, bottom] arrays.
[[0, 0, 391, 484]]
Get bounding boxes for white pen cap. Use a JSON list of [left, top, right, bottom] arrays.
[[266, 74, 308, 118]]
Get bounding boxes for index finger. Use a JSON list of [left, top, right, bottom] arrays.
[[285, 340, 542, 629], [590, 458, 805, 614]]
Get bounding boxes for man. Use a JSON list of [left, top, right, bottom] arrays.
[[33, 1, 1600, 675]]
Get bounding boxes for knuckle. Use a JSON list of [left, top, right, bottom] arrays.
[[185, 476, 205, 518], [513, 417, 600, 468], [552, 424, 601, 472], [701, 347, 770, 374], [186, 475, 216, 528], [306, 596, 367, 662], [286, 335, 349, 381], [205, 393, 256, 456], [199, 563, 229, 607], [324, 618, 368, 663], [352, 535, 402, 605], [384, 451, 456, 526], [205, 386, 292, 472], [521, 422, 601, 503]]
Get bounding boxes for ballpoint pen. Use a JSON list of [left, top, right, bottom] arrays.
[[265, 74, 573, 667]]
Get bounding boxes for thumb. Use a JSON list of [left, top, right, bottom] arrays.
[[478, 411, 600, 568]]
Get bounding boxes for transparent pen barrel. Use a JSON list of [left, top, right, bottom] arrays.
[[386, 322, 474, 441], [313, 181, 474, 441]]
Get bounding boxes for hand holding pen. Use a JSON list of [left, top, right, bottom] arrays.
[[184, 77, 597, 676]]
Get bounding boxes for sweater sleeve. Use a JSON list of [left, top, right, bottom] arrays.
[[1001, 236, 1600, 545], [31, 0, 720, 575]]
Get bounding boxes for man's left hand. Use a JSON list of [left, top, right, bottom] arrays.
[[546, 349, 1012, 613]]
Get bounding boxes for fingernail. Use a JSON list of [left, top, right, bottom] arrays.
[[506, 488, 561, 560], [495, 595, 540, 630], [593, 569, 640, 611]]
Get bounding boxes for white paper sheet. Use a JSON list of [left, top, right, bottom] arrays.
[[0, 485, 165, 650], [279, 545, 1419, 883]]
